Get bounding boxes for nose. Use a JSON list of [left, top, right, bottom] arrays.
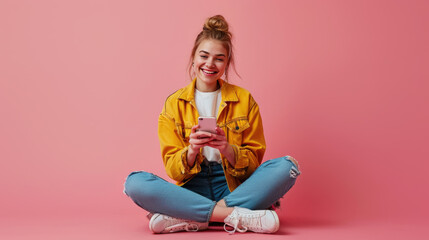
[[205, 57, 215, 68]]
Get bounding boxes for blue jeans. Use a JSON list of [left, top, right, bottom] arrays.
[[123, 156, 300, 223]]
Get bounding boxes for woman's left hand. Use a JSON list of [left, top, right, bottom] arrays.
[[207, 127, 236, 166], [205, 127, 227, 153]]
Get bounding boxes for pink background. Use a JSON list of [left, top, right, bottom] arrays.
[[1, 0, 428, 239]]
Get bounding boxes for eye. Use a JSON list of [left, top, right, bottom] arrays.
[[200, 55, 208, 59], [217, 58, 224, 62]]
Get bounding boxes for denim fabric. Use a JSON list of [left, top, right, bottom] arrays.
[[182, 162, 231, 202], [224, 156, 300, 209], [124, 171, 216, 223], [123, 156, 300, 223]]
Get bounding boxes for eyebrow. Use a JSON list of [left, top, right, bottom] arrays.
[[199, 50, 226, 57]]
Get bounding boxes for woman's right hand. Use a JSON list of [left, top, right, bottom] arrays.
[[187, 125, 214, 166], [189, 125, 214, 151]]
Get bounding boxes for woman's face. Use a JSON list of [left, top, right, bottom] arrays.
[[193, 39, 228, 92]]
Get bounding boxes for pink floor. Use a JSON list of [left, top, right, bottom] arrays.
[[2, 217, 428, 240], [2, 210, 428, 239]]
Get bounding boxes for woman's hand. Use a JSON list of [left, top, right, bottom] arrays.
[[205, 127, 228, 154], [189, 125, 215, 150], [187, 125, 214, 166], [206, 127, 236, 167], [187, 126, 236, 167]]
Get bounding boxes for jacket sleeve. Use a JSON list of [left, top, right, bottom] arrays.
[[223, 101, 266, 181], [158, 106, 204, 183]]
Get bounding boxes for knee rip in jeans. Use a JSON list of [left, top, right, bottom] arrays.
[[289, 166, 300, 178], [285, 156, 301, 178]]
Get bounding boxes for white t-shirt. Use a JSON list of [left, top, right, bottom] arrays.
[[194, 89, 222, 163]]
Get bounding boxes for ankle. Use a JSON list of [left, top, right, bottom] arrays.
[[210, 204, 234, 222]]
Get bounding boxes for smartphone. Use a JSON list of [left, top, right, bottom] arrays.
[[198, 117, 217, 134]]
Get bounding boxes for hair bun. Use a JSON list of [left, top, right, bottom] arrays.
[[203, 15, 229, 33]]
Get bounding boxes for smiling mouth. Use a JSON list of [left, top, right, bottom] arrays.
[[201, 69, 218, 75]]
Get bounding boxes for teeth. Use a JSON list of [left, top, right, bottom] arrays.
[[202, 69, 216, 74]]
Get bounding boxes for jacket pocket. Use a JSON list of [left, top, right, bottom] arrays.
[[225, 117, 250, 144]]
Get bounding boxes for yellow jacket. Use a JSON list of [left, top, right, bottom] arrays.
[[158, 79, 266, 191]]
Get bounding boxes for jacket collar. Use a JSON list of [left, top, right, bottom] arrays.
[[178, 78, 239, 102]]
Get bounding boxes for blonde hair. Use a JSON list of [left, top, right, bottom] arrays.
[[188, 15, 239, 81]]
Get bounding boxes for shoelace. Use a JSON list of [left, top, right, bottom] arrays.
[[224, 213, 244, 234], [224, 211, 258, 234], [240, 213, 263, 232], [163, 217, 200, 233]]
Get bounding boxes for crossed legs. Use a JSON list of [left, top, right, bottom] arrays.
[[124, 156, 300, 223]]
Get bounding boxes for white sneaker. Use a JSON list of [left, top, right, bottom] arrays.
[[149, 213, 209, 233], [223, 207, 280, 234]]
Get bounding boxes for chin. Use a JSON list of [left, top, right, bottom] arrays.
[[199, 75, 219, 84]]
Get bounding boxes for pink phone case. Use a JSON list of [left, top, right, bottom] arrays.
[[198, 117, 217, 133]]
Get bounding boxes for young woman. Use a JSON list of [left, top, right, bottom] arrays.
[[124, 15, 300, 234]]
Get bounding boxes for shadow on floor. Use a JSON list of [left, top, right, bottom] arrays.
[[282, 216, 343, 228]]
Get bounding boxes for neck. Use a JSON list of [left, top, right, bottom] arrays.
[[196, 80, 219, 92]]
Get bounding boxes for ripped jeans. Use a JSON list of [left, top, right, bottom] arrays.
[[123, 156, 300, 223]]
